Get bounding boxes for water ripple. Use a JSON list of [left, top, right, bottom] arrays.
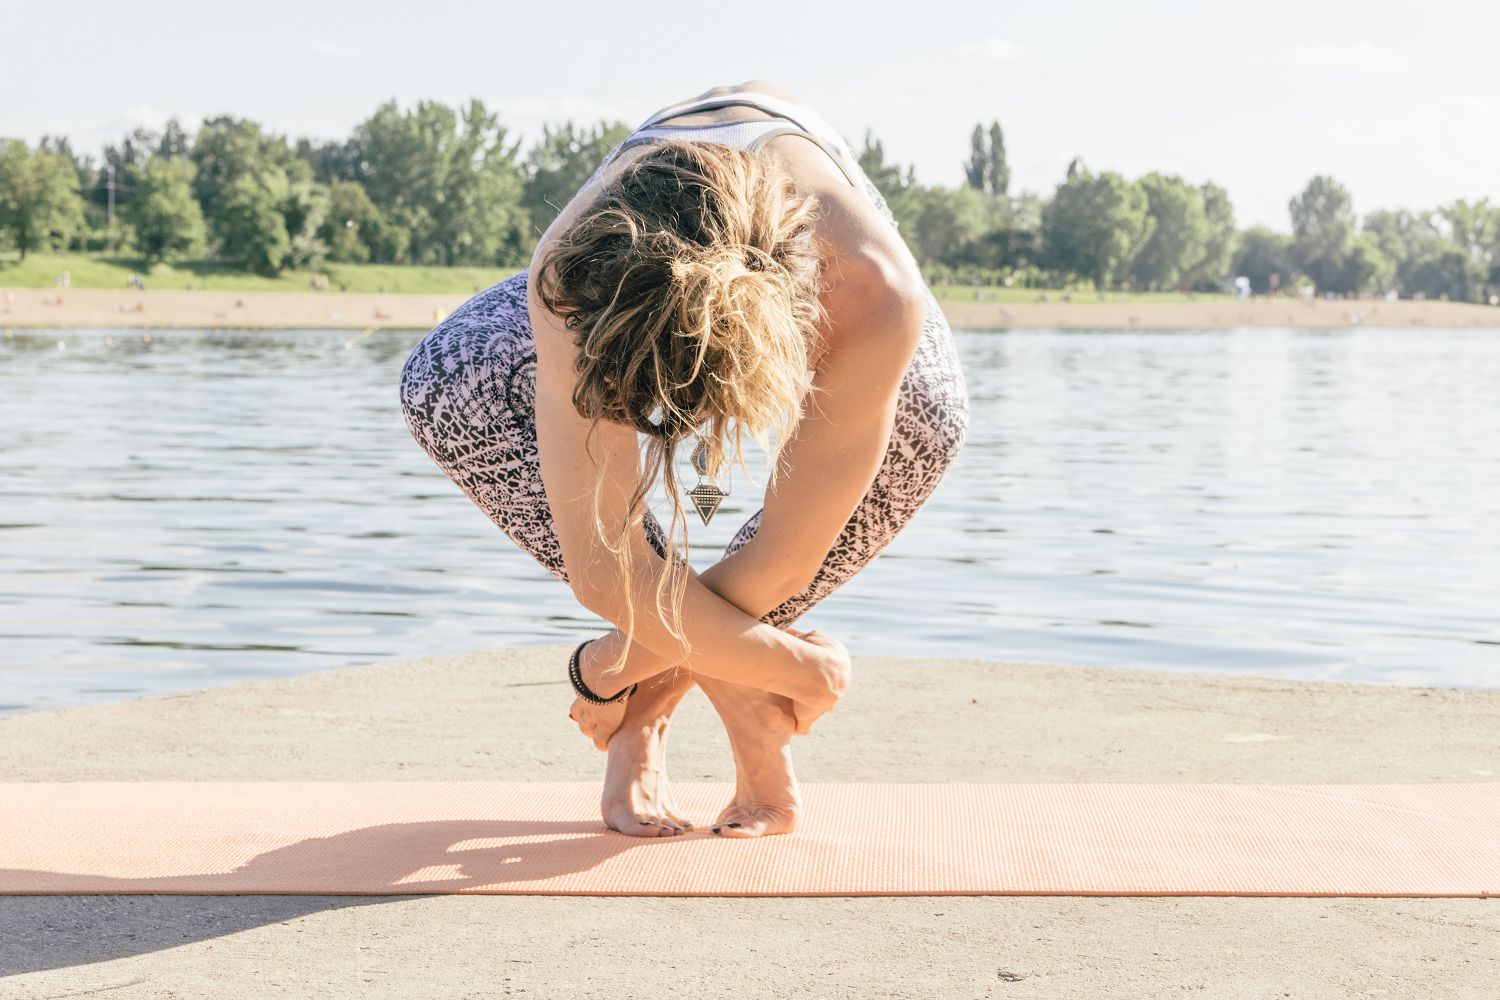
[[0, 325, 1497, 716]]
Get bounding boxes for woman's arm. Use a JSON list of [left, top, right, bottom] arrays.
[[558, 248, 925, 700], [593, 249, 926, 653], [528, 276, 846, 710]]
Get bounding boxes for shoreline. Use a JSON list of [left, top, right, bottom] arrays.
[[5, 286, 1500, 331], [3, 646, 1496, 996]]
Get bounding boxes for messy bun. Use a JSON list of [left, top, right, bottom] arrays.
[[535, 139, 826, 672]]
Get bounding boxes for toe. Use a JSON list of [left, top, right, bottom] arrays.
[[715, 807, 797, 839], [716, 819, 762, 838], [662, 802, 694, 830], [608, 818, 667, 838], [714, 803, 749, 829], [604, 802, 678, 838]]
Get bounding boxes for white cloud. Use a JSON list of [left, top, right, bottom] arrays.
[[949, 38, 1026, 63], [1281, 42, 1409, 72]]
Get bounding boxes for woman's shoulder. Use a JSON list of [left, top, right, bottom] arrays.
[[762, 136, 924, 320]]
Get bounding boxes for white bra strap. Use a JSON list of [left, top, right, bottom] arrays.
[[633, 91, 860, 186], [744, 125, 860, 188], [635, 91, 840, 147]]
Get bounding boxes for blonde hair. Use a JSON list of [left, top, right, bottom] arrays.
[[534, 139, 826, 678]]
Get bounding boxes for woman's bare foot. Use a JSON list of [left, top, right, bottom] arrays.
[[600, 667, 696, 837], [568, 635, 635, 751], [697, 677, 801, 839]]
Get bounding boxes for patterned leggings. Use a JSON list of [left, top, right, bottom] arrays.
[[398, 185, 969, 629]]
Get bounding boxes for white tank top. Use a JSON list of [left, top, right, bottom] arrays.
[[583, 89, 862, 190]]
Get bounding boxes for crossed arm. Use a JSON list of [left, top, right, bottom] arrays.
[[579, 257, 930, 680], [531, 247, 927, 699]]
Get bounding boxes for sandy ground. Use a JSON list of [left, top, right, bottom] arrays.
[[2, 646, 1497, 998], [4, 286, 1500, 331]]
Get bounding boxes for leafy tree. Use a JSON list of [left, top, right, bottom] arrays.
[[155, 120, 193, 160], [319, 180, 372, 262], [317, 179, 408, 263], [1438, 199, 1497, 302], [355, 99, 527, 266], [1362, 209, 1425, 271], [1362, 209, 1476, 299], [216, 174, 291, 275], [857, 130, 922, 234], [38, 136, 94, 195], [191, 116, 311, 209], [297, 136, 369, 185], [1041, 165, 1152, 288], [1289, 176, 1355, 292], [963, 121, 1009, 198], [101, 128, 159, 187], [520, 120, 630, 249], [38, 135, 107, 248], [99, 120, 195, 220], [126, 155, 206, 264], [1129, 173, 1210, 290], [910, 185, 988, 264], [0, 139, 86, 258], [1337, 233, 1394, 295], [1441, 199, 1496, 259], [958, 192, 1039, 270], [963, 125, 985, 193], [1192, 182, 1237, 289], [987, 123, 1009, 198], [1402, 245, 1473, 301], [190, 116, 327, 270], [281, 179, 329, 270], [1233, 227, 1295, 294]]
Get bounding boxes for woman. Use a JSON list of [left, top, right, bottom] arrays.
[[399, 81, 969, 839]]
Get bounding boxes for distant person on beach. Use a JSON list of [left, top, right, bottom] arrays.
[[400, 81, 969, 838]]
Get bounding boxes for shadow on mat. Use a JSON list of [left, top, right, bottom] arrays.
[[0, 817, 689, 976]]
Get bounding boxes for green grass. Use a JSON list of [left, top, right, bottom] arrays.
[[3, 251, 1230, 303], [0, 252, 517, 294], [927, 284, 1228, 305]]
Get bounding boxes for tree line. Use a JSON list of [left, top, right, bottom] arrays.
[[0, 101, 1496, 303]]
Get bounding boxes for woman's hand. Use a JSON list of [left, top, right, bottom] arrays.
[[566, 626, 850, 746], [784, 627, 851, 735]]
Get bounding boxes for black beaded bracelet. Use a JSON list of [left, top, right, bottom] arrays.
[[567, 638, 637, 705]]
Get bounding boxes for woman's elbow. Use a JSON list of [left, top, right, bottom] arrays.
[[560, 547, 601, 609], [568, 571, 611, 616], [568, 569, 634, 626]]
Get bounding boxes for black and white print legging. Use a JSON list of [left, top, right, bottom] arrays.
[[398, 181, 970, 630]]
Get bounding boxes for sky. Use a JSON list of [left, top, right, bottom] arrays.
[[3, 0, 1497, 231]]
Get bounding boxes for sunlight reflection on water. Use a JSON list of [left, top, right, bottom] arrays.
[[0, 324, 1496, 715]]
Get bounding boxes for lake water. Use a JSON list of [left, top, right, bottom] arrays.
[[1, 325, 1496, 717]]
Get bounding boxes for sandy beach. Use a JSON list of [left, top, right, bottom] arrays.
[[2, 646, 1496, 998], [4, 286, 1500, 331]]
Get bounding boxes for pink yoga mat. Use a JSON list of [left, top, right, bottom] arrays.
[[1, 782, 1496, 897]]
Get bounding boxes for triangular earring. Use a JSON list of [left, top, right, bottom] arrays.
[[686, 437, 728, 525]]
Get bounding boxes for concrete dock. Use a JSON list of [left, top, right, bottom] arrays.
[[2, 646, 1496, 998]]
